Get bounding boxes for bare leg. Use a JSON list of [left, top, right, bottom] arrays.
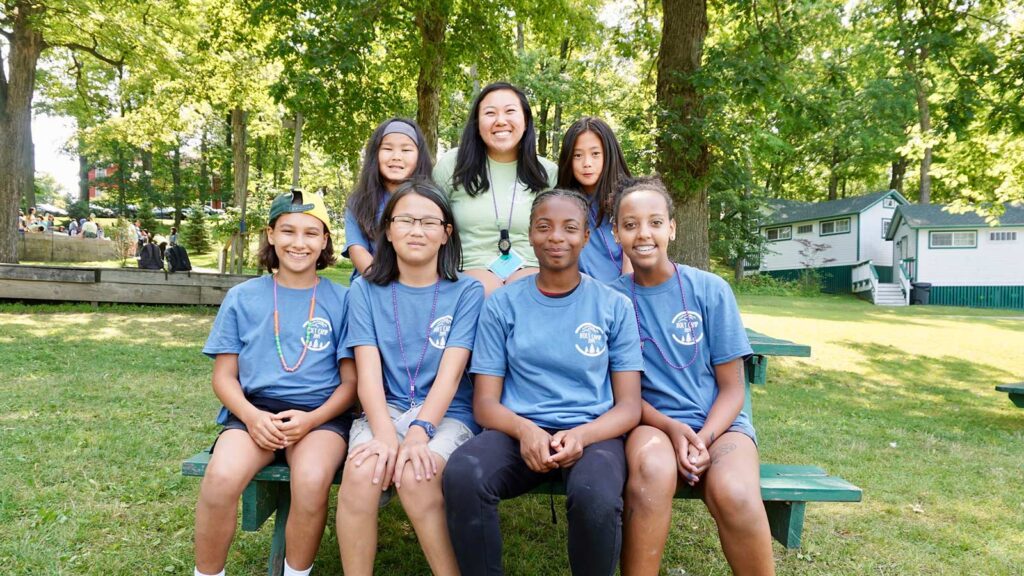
[[461, 268, 504, 297], [505, 266, 539, 285], [702, 432, 775, 576], [396, 453, 460, 576], [336, 452, 387, 576], [621, 426, 677, 576], [283, 430, 347, 570], [194, 430, 275, 574]]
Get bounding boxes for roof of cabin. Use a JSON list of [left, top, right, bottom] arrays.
[[893, 203, 1024, 228], [761, 190, 905, 226]]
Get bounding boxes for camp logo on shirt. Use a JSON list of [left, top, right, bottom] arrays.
[[670, 310, 704, 346], [429, 315, 454, 349], [574, 322, 607, 357], [301, 317, 333, 352]]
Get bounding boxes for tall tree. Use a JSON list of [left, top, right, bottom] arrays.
[[657, 0, 710, 269], [0, 1, 44, 262]]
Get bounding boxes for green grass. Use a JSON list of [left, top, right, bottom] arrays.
[[1, 295, 1022, 574]]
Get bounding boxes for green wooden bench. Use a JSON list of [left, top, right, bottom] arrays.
[[996, 383, 1024, 408], [182, 331, 860, 575]]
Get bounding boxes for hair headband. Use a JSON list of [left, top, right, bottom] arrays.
[[382, 121, 419, 145]]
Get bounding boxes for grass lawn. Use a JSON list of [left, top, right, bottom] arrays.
[[1, 294, 1022, 574]]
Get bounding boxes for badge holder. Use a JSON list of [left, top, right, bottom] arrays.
[[488, 249, 525, 280], [394, 404, 423, 435]]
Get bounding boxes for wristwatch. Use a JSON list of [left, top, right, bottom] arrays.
[[410, 419, 437, 439], [498, 229, 511, 255]]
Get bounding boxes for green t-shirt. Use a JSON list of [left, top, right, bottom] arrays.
[[434, 148, 558, 270]]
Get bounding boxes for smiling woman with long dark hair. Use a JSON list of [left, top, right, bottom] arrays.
[[433, 82, 558, 296]]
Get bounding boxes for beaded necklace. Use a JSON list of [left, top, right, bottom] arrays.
[[629, 264, 701, 371], [392, 279, 442, 406], [273, 274, 319, 373]]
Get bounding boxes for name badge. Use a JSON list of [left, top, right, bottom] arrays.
[[487, 249, 525, 280]]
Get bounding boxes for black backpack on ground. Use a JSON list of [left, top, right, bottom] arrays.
[[139, 243, 164, 270], [166, 244, 192, 273]]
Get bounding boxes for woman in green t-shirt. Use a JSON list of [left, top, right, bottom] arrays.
[[433, 82, 558, 296]]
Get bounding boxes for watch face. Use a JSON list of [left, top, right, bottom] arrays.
[[498, 237, 511, 254]]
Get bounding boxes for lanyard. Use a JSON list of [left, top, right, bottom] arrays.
[[392, 280, 441, 406], [629, 266, 701, 371], [589, 204, 622, 273], [486, 161, 518, 231]]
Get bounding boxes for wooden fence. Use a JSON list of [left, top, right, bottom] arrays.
[[0, 264, 255, 306]]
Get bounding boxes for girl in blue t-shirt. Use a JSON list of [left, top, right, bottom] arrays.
[[443, 189, 643, 576], [344, 118, 434, 277], [611, 177, 774, 576], [337, 179, 484, 576], [557, 117, 633, 282], [196, 191, 357, 576]]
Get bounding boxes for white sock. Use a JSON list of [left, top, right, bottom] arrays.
[[194, 568, 224, 576], [283, 559, 312, 576]]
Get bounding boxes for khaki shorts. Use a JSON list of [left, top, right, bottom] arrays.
[[348, 404, 474, 462]]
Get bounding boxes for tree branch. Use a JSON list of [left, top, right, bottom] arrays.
[[54, 38, 125, 68]]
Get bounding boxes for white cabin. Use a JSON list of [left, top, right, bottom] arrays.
[[754, 190, 910, 293], [885, 203, 1024, 310]]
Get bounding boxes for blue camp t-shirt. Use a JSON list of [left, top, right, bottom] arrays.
[[579, 206, 625, 283], [611, 264, 754, 438], [471, 275, 644, 429], [203, 275, 352, 424], [345, 275, 484, 432], [342, 197, 388, 279]]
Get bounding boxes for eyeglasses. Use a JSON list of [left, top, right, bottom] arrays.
[[389, 215, 446, 231]]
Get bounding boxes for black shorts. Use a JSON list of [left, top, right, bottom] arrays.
[[212, 396, 353, 462]]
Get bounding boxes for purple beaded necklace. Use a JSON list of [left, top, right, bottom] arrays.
[[629, 264, 701, 371], [391, 279, 442, 406]]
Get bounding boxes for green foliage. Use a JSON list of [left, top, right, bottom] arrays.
[[180, 203, 211, 254], [136, 197, 159, 235], [729, 273, 821, 297], [108, 217, 134, 266]]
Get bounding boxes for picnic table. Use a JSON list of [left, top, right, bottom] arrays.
[[183, 329, 859, 575], [996, 383, 1024, 407]]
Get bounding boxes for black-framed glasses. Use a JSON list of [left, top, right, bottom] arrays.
[[390, 215, 446, 231]]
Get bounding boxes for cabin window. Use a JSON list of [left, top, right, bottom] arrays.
[[990, 231, 1017, 242], [930, 230, 977, 248], [882, 198, 898, 209], [882, 219, 892, 238], [766, 226, 792, 241], [820, 218, 851, 236], [797, 224, 813, 234]]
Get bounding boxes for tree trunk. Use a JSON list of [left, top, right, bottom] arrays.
[[0, 1, 44, 263], [172, 145, 183, 227], [537, 98, 550, 157], [656, 0, 711, 270], [199, 131, 209, 203], [549, 39, 570, 160], [114, 144, 127, 211], [416, 2, 448, 159], [141, 148, 154, 201], [889, 156, 907, 192], [78, 141, 90, 206], [231, 108, 249, 273], [827, 146, 840, 201], [291, 112, 303, 190], [913, 62, 932, 204]]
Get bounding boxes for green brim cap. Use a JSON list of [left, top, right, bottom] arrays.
[[269, 190, 331, 233]]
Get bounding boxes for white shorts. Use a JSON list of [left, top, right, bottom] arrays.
[[348, 404, 474, 462]]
